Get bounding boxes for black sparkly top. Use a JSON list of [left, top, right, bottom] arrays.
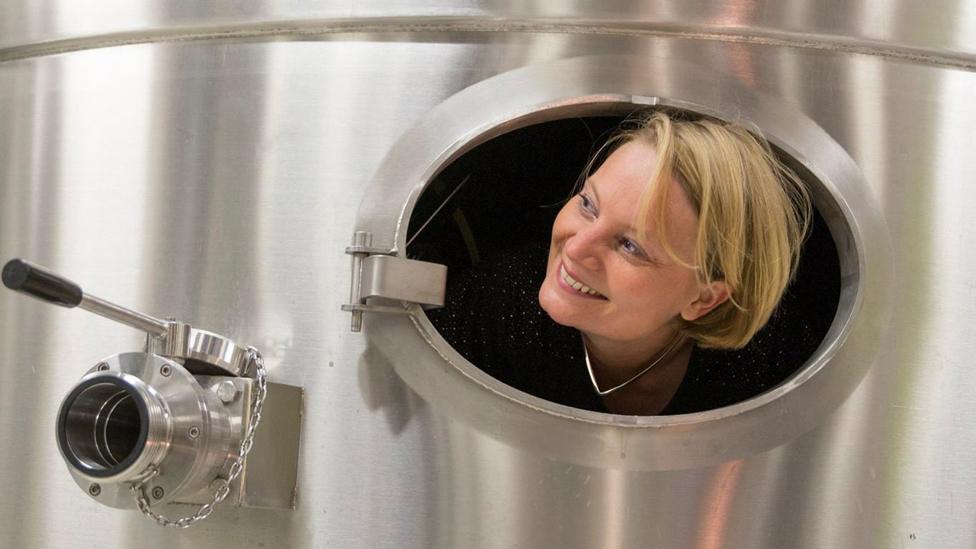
[[426, 242, 837, 415]]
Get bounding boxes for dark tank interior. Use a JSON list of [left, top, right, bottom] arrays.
[[408, 114, 842, 414]]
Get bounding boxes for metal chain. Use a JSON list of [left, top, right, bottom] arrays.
[[129, 345, 269, 528]]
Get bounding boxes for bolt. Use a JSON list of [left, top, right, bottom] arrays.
[[160, 364, 172, 377], [96, 362, 110, 371], [187, 426, 200, 439], [214, 380, 239, 403], [88, 483, 101, 496], [151, 486, 164, 500]]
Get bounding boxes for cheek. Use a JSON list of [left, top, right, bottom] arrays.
[[611, 264, 698, 313], [656, 271, 702, 316]]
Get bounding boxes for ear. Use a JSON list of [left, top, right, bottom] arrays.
[[680, 281, 730, 322]]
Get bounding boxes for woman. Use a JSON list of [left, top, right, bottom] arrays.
[[429, 110, 814, 415]]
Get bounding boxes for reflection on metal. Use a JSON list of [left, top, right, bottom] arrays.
[[1, 2, 974, 547]]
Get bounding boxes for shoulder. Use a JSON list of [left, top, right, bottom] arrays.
[[664, 295, 827, 414]]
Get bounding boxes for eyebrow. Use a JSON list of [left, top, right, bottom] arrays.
[[586, 177, 601, 202]]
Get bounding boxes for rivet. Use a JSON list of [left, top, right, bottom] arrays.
[[160, 365, 172, 377], [151, 486, 164, 500], [88, 483, 101, 496]]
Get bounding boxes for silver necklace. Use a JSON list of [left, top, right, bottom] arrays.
[[582, 334, 683, 396]]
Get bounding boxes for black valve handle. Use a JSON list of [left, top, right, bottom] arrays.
[[2, 258, 83, 308]]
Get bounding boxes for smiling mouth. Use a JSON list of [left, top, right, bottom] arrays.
[[559, 263, 606, 299]]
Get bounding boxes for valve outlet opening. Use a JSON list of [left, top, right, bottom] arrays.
[[58, 378, 149, 477]]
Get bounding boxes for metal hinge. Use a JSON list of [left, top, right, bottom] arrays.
[[342, 231, 447, 332]]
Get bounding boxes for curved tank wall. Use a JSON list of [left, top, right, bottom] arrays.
[[1, 2, 975, 548]]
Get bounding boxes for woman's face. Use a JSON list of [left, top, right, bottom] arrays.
[[538, 140, 723, 345]]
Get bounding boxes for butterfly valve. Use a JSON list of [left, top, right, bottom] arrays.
[[2, 259, 302, 527]]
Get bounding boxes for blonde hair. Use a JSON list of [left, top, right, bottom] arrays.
[[597, 110, 811, 349]]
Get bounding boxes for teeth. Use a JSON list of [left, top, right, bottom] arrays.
[[560, 265, 603, 297]]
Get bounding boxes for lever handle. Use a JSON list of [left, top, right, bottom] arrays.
[[3, 257, 168, 336], [2, 258, 83, 308]]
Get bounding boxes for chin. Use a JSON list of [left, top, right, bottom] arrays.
[[538, 279, 582, 329]]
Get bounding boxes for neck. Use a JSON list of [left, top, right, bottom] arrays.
[[582, 328, 686, 390]]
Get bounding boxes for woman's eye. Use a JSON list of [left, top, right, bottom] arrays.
[[578, 193, 597, 216], [619, 238, 646, 258]]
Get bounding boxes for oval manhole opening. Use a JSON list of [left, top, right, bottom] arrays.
[[408, 108, 844, 417]]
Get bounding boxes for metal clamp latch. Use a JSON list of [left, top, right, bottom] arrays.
[[342, 231, 447, 332]]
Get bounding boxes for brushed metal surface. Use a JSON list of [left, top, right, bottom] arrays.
[[2, 1, 976, 66], [2, 4, 976, 548]]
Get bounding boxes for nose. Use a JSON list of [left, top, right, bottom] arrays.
[[563, 222, 605, 272]]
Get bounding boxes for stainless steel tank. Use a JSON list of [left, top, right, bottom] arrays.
[[1, 2, 974, 547]]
